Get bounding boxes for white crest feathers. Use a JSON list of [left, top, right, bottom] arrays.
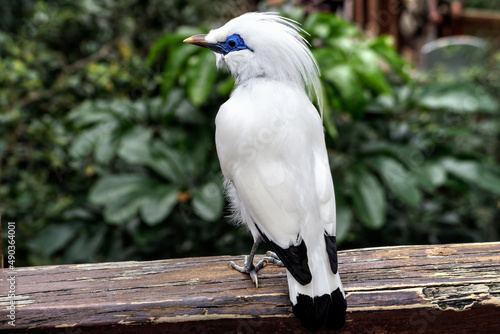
[[207, 12, 323, 115]]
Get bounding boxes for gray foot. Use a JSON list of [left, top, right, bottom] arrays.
[[229, 255, 267, 288], [229, 240, 285, 288], [264, 251, 284, 266]]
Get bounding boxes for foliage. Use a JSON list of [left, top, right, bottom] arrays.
[[69, 94, 225, 224], [0, 0, 152, 265], [63, 94, 249, 263], [465, 0, 500, 10], [301, 14, 500, 246], [303, 13, 411, 136], [1, 2, 499, 266], [137, 12, 500, 248], [0, 0, 247, 265]]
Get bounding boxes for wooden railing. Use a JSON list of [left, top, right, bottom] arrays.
[[1, 242, 499, 333]]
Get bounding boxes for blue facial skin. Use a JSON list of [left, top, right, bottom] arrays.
[[208, 34, 253, 55]]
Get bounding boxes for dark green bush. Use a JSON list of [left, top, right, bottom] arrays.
[[465, 0, 500, 10], [1, 2, 499, 266]]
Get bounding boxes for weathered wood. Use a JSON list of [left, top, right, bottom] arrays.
[[1, 242, 499, 333]]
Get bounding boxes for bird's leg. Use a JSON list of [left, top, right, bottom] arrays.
[[229, 239, 267, 288], [264, 251, 284, 267]]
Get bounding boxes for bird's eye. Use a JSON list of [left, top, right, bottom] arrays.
[[218, 34, 253, 54]]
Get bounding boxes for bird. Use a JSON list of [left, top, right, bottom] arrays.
[[184, 12, 346, 331]]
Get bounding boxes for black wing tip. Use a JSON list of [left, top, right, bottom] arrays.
[[324, 234, 338, 275], [254, 225, 312, 285], [292, 288, 347, 332]]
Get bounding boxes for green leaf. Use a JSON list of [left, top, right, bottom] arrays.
[[89, 174, 158, 224], [359, 141, 415, 168], [353, 49, 392, 95], [67, 100, 116, 127], [147, 34, 179, 67], [28, 224, 80, 257], [335, 191, 352, 243], [169, 90, 205, 124], [477, 166, 500, 195], [321, 82, 338, 139], [70, 122, 116, 160], [89, 174, 149, 204], [117, 126, 153, 165], [65, 225, 107, 262], [94, 128, 120, 164], [147, 142, 189, 183], [161, 44, 199, 97], [414, 162, 447, 191], [304, 12, 359, 39], [367, 156, 422, 206], [192, 181, 224, 222], [418, 83, 498, 113], [313, 48, 345, 71], [350, 165, 386, 229], [441, 158, 480, 183], [103, 194, 145, 225], [441, 158, 500, 195], [140, 184, 179, 225], [217, 76, 236, 97], [323, 64, 366, 118], [186, 51, 218, 106], [369, 36, 411, 82]]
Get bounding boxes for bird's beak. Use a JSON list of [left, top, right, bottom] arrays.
[[183, 34, 209, 48], [184, 34, 227, 55]]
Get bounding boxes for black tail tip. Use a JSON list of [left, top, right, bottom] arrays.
[[292, 288, 347, 332]]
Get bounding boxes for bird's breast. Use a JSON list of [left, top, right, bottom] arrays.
[[215, 101, 285, 179], [214, 80, 321, 180]]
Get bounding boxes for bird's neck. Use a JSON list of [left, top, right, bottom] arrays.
[[235, 76, 303, 93]]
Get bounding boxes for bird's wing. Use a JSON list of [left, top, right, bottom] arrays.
[[233, 158, 303, 244], [230, 153, 315, 284], [216, 81, 330, 284], [313, 134, 337, 236]]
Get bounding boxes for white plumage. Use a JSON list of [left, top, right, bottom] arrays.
[[184, 12, 346, 331]]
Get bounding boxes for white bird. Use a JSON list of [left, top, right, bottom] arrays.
[[184, 12, 346, 331]]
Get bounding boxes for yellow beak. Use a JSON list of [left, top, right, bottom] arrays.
[[183, 34, 209, 48]]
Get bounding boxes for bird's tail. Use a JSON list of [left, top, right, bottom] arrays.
[[286, 235, 346, 332], [256, 224, 346, 331], [289, 273, 346, 331]]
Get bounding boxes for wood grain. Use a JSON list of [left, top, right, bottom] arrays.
[[1, 242, 499, 333]]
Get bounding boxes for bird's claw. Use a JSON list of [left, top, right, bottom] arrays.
[[264, 251, 284, 266], [229, 256, 267, 288], [249, 268, 259, 288]]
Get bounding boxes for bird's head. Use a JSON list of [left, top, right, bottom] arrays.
[[184, 12, 322, 113]]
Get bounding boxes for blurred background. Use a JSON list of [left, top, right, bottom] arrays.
[[0, 0, 499, 267]]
